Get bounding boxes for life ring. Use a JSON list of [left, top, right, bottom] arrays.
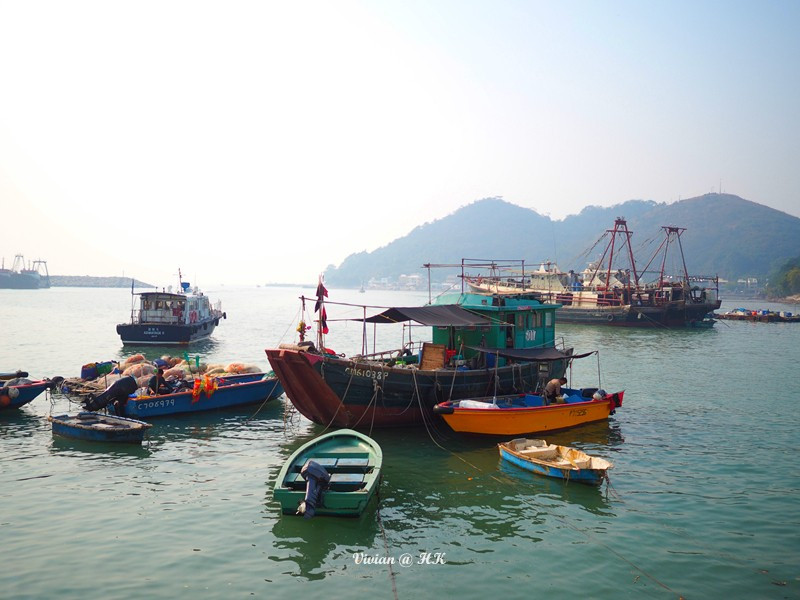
[[607, 314, 614, 322]]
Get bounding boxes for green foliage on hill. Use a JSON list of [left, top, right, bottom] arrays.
[[766, 256, 800, 296], [324, 194, 800, 287]]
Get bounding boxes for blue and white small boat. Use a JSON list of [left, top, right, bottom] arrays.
[[49, 412, 152, 444], [498, 438, 613, 485], [116, 274, 226, 345]]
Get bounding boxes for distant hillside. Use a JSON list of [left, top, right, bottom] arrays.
[[51, 276, 155, 288], [766, 255, 800, 297], [325, 194, 800, 286]]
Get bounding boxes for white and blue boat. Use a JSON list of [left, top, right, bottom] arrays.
[[116, 275, 226, 345], [49, 412, 152, 444]]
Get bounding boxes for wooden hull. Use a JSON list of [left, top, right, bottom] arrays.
[[49, 412, 151, 443], [117, 377, 283, 418], [265, 348, 569, 429], [273, 429, 382, 517], [434, 391, 623, 436], [0, 380, 49, 410], [499, 441, 612, 485]]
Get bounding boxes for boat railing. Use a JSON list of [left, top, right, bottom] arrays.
[[134, 310, 183, 325], [353, 346, 418, 363]]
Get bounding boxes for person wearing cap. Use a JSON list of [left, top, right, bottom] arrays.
[[544, 376, 568, 405]]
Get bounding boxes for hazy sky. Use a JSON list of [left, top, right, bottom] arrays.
[[1, 0, 798, 286]]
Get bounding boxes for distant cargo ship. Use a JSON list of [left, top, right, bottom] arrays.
[[0, 255, 50, 289]]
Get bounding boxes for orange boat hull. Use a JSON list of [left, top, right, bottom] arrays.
[[440, 395, 621, 436]]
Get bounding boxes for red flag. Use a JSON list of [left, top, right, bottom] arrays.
[[320, 306, 329, 334], [314, 277, 328, 312]]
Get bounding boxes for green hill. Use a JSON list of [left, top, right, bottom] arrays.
[[325, 193, 800, 286]]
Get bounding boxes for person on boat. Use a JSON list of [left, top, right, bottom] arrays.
[[544, 377, 568, 405], [148, 368, 171, 395]]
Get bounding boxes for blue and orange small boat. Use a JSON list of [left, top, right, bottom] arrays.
[[0, 376, 53, 411], [499, 438, 613, 485], [433, 387, 623, 436]]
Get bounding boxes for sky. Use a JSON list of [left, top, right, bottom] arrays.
[[1, 0, 798, 286]]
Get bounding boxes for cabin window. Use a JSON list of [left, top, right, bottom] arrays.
[[517, 314, 524, 328], [545, 312, 553, 327]]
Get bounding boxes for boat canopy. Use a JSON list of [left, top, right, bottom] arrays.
[[466, 346, 595, 362], [355, 305, 492, 327]]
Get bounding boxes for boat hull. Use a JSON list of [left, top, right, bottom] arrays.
[[116, 319, 220, 345], [116, 377, 283, 418], [49, 412, 151, 443], [273, 429, 382, 517], [498, 444, 610, 485], [552, 301, 721, 327], [434, 391, 623, 436], [0, 380, 49, 410], [266, 348, 569, 429]]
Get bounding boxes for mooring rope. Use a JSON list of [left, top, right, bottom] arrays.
[[375, 483, 399, 600]]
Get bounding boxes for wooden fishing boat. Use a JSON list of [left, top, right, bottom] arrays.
[[267, 289, 576, 428], [49, 412, 152, 444], [433, 387, 623, 436], [0, 378, 52, 411], [81, 374, 283, 418], [273, 429, 383, 518], [498, 438, 613, 485]]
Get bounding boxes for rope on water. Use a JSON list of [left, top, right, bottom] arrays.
[[317, 364, 355, 435], [375, 482, 399, 600]]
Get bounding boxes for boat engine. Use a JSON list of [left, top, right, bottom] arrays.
[[83, 376, 138, 411], [297, 460, 331, 519]]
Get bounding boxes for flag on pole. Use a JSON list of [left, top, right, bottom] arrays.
[[320, 306, 329, 334], [314, 276, 328, 312]]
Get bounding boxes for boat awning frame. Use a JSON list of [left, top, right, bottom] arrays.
[[466, 346, 596, 362], [352, 305, 492, 327]]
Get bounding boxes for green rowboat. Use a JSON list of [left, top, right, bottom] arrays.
[[273, 429, 383, 518]]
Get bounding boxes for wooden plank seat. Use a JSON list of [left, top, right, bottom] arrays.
[[291, 457, 372, 474], [283, 470, 366, 491]]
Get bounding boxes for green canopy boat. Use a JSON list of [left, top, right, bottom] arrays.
[[273, 429, 383, 518]]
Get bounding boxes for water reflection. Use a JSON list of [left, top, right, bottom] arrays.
[[268, 502, 380, 580], [49, 434, 153, 458], [113, 338, 221, 360]]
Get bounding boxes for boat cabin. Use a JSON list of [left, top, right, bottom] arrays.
[[430, 291, 561, 368], [135, 291, 216, 326]]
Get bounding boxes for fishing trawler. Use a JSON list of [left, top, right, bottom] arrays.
[[266, 276, 581, 429], [464, 219, 720, 327], [0, 255, 50, 289]]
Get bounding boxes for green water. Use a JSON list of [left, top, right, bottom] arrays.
[[1, 287, 799, 599]]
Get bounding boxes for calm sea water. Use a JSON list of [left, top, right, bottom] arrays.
[[1, 287, 799, 599]]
